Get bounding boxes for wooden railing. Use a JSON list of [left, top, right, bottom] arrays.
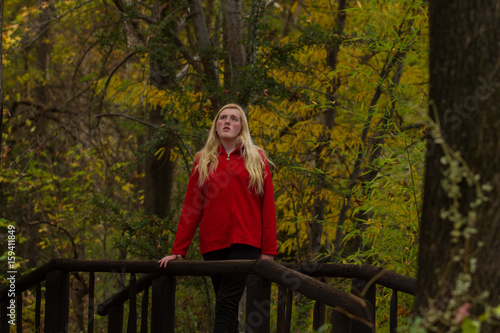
[[0, 259, 415, 332]]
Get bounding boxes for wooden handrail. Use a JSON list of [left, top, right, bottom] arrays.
[[254, 260, 372, 325], [285, 262, 416, 295], [0, 259, 256, 299], [0, 258, 415, 299], [0, 258, 416, 332], [94, 260, 376, 324]]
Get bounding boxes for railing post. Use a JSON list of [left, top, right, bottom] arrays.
[[16, 293, 22, 333], [245, 274, 271, 333], [284, 288, 293, 333], [88, 272, 95, 333], [0, 299, 9, 333], [351, 278, 376, 333], [313, 299, 326, 330], [151, 275, 176, 333], [140, 287, 149, 333], [276, 285, 287, 333], [331, 308, 351, 332], [44, 270, 69, 333], [390, 290, 398, 333], [127, 273, 137, 333], [36, 282, 41, 333], [276, 286, 293, 333], [312, 277, 326, 330], [108, 304, 124, 333]]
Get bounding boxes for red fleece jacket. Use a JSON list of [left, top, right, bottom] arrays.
[[171, 146, 277, 257]]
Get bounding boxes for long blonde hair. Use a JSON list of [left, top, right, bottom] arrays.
[[195, 103, 269, 195]]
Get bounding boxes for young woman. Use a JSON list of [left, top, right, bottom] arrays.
[[158, 103, 277, 333]]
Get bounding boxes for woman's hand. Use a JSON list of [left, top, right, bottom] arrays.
[[260, 254, 274, 261], [158, 254, 182, 268]]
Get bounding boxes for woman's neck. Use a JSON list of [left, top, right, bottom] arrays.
[[220, 139, 236, 155]]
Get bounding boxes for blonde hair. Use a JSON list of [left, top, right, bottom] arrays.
[[195, 103, 269, 195]]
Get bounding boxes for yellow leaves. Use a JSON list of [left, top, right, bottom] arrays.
[[2, 4, 34, 53], [16, 73, 31, 87], [154, 146, 182, 162], [169, 148, 182, 162], [121, 183, 133, 193], [94, 76, 205, 121], [279, 237, 298, 256], [155, 147, 166, 160], [2, 25, 22, 51]]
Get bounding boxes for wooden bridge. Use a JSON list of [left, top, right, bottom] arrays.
[[0, 259, 415, 332]]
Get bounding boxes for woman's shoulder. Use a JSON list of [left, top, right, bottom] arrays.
[[255, 147, 275, 169], [192, 152, 202, 165], [254, 146, 269, 159]]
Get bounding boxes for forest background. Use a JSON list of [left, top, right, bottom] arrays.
[[0, 0, 428, 331]]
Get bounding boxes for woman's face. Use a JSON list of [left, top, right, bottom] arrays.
[[216, 108, 242, 143]]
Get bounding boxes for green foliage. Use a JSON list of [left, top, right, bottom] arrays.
[[408, 304, 500, 332], [112, 214, 178, 259]]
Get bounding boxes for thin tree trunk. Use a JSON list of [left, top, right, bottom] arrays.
[[222, 0, 246, 105], [34, 0, 51, 136], [309, 0, 347, 257], [144, 1, 177, 217], [189, 0, 219, 85], [247, 0, 265, 64], [189, 0, 221, 108], [23, 0, 53, 270], [0, 0, 4, 153]]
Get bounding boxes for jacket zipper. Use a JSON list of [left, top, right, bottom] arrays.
[[226, 151, 234, 243]]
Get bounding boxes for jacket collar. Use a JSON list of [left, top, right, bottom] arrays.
[[218, 144, 244, 156]]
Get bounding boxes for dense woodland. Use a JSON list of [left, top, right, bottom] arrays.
[[1, 0, 497, 332]]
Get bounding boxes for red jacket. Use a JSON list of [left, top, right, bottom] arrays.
[[171, 146, 277, 257]]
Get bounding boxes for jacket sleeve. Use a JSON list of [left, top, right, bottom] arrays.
[[171, 161, 204, 257], [260, 160, 278, 256]]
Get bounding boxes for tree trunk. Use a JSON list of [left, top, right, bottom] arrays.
[[310, 0, 346, 257], [0, 0, 4, 152], [415, 2, 500, 332], [144, 1, 177, 218], [188, 0, 221, 109], [34, 0, 51, 135], [222, 0, 246, 104], [23, 0, 53, 269], [189, 0, 219, 86]]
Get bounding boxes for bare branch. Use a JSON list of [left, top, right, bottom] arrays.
[[95, 113, 155, 128], [98, 51, 138, 112], [29, 220, 79, 259]]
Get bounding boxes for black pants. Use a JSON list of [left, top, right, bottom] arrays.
[[203, 244, 260, 333]]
